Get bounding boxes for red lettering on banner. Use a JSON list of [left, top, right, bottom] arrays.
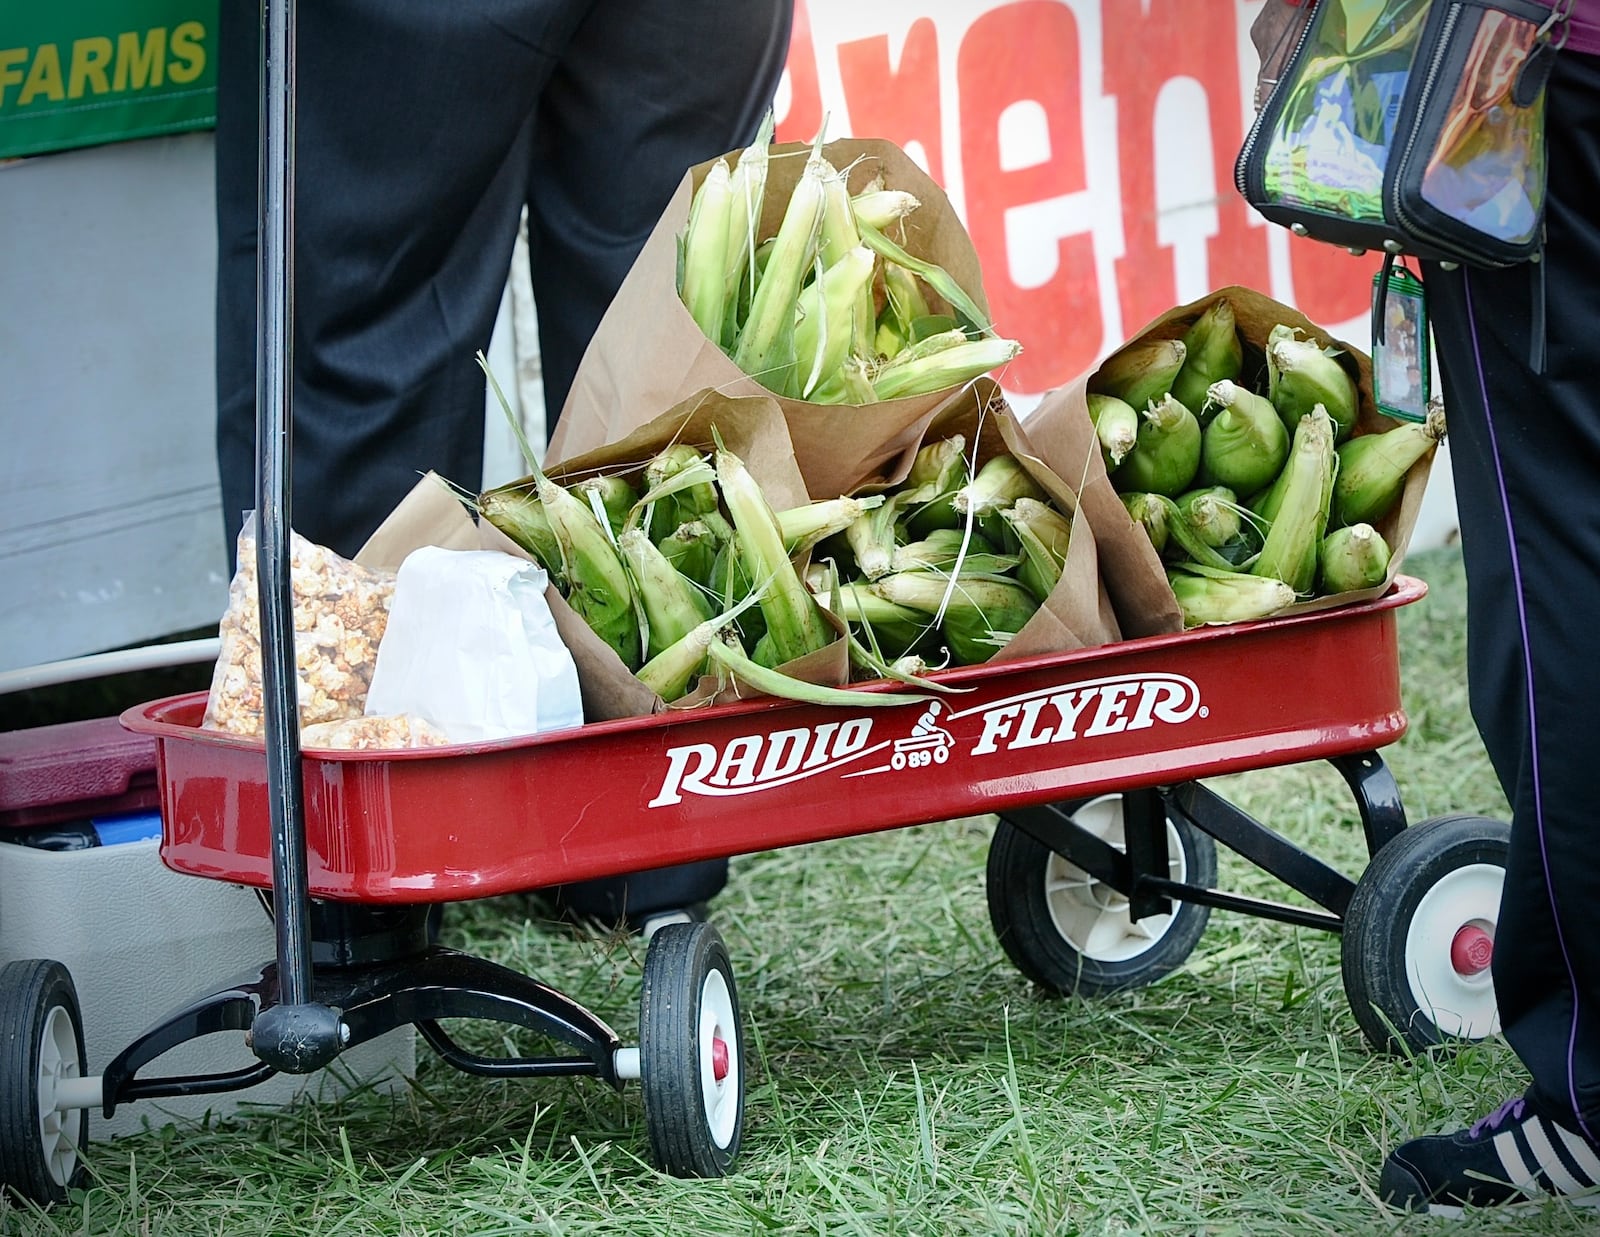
[[836, 19, 944, 184], [958, 1, 1101, 394], [1101, 0, 1270, 330], [777, 0, 824, 144]]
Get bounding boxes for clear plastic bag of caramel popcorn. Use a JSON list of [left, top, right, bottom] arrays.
[[203, 516, 396, 737]]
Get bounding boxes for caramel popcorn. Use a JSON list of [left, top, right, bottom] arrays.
[[203, 525, 395, 737], [300, 714, 450, 750]]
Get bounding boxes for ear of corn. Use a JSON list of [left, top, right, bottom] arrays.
[[856, 218, 994, 337], [1112, 394, 1202, 496], [478, 484, 564, 586], [870, 336, 1022, 401], [844, 495, 901, 581], [679, 158, 734, 346], [793, 245, 876, 398], [809, 353, 880, 405], [1319, 522, 1392, 593], [573, 473, 639, 537], [882, 262, 933, 341], [1171, 297, 1243, 416], [1174, 486, 1243, 550], [1003, 497, 1072, 603], [619, 527, 715, 661], [891, 527, 1015, 575], [704, 635, 932, 707], [732, 140, 829, 397], [1332, 400, 1445, 527], [1121, 491, 1170, 556], [715, 440, 834, 664], [1251, 406, 1336, 594], [818, 580, 930, 659], [720, 113, 774, 349], [850, 188, 921, 232], [1268, 333, 1360, 442], [777, 493, 883, 555], [873, 571, 1040, 666], [1169, 564, 1294, 627], [1199, 380, 1291, 495], [1088, 393, 1140, 469], [1091, 338, 1187, 410], [657, 519, 721, 589]]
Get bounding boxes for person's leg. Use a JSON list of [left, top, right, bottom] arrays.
[[215, 0, 586, 561], [523, 0, 793, 425], [1381, 50, 1600, 1212], [518, 0, 792, 923]]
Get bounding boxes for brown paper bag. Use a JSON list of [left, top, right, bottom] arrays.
[[891, 378, 1122, 663], [494, 387, 852, 719], [1026, 285, 1436, 632], [548, 137, 995, 499]]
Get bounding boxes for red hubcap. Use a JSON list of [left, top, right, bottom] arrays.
[[1451, 925, 1494, 976], [711, 1034, 729, 1082]]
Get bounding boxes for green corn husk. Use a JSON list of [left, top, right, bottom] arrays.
[[720, 111, 774, 349], [794, 245, 877, 398], [1169, 563, 1295, 628], [873, 571, 1040, 666], [870, 336, 1022, 401], [704, 635, 933, 707], [1002, 497, 1073, 603], [657, 519, 721, 589], [952, 454, 1048, 522], [890, 526, 1015, 576], [844, 495, 901, 581], [1268, 329, 1360, 442], [1199, 379, 1291, 495], [733, 137, 828, 396], [809, 353, 880, 406], [478, 483, 563, 585], [715, 438, 833, 664], [708, 538, 766, 648], [1319, 522, 1392, 593], [573, 473, 638, 536], [899, 435, 971, 539], [1121, 491, 1170, 556], [1174, 486, 1243, 549], [849, 188, 920, 232], [820, 580, 930, 659], [1332, 400, 1446, 527], [1171, 297, 1244, 417], [1088, 392, 1140, 469], [777, 494, 884, 557], [642, 443, 719, 541], [856, 218, 994, 337], [679, 157, 734, 346], [1091, 337, 1187, 410], [1112, 394, 1202, 497], [619, 527, 715, 662], [1251, 406, 1336, 595]]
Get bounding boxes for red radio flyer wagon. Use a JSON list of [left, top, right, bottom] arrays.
[[0, 0, 1508, 1208]]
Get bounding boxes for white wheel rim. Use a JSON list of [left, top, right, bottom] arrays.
[[36, 1004, 83, 1188], [1044, 796, 1187, 963], [697, 968, 739, 1150], [1404, 862, 1503, 1039]]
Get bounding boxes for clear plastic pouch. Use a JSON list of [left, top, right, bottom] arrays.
[[1237, 0, 1559, 267]]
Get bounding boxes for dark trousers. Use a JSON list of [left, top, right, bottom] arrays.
[[215, 0, 792, 918], [1426, 50, 1600, 1138]]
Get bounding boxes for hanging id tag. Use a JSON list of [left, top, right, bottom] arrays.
[[1372, 266, 1430, 423]]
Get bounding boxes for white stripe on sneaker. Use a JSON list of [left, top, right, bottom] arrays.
[[1555, 1123, 1600, 1184], [1495, 1129, 1538, 1189], [1524, 1118, 1590, 1196]]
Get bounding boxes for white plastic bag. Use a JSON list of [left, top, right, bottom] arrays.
[[363, 546, 584, 743]]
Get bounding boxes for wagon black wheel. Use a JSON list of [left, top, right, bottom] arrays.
[[639, 922, 743, 1177], [1, 960, 90, 1206], [987, 795, 1217, 997], [1341, 813, 1509, 1055]]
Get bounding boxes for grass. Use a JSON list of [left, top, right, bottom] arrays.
[[4, 543, 1592, 1235]]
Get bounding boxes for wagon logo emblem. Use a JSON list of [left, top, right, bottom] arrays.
[[960, 672, 1204, 756]]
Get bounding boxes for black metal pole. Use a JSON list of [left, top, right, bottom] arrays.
[[251, 0, 342, 1072]]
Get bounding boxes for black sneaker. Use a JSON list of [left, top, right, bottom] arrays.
[[1382, 1093, 1600, 1215]]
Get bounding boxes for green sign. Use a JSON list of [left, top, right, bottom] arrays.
[[0, 0, 217, 159]]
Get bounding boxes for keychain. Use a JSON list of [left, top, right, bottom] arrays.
[[1372, 263, 1430, 423]]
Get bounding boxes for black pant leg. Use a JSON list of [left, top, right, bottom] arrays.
[[1426, 50, 1600, 1137], [215, 0, 588, 561], [525, 0, 794, 429]]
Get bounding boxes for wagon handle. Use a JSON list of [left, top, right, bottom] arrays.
[[250, 0, 344, 1074]]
